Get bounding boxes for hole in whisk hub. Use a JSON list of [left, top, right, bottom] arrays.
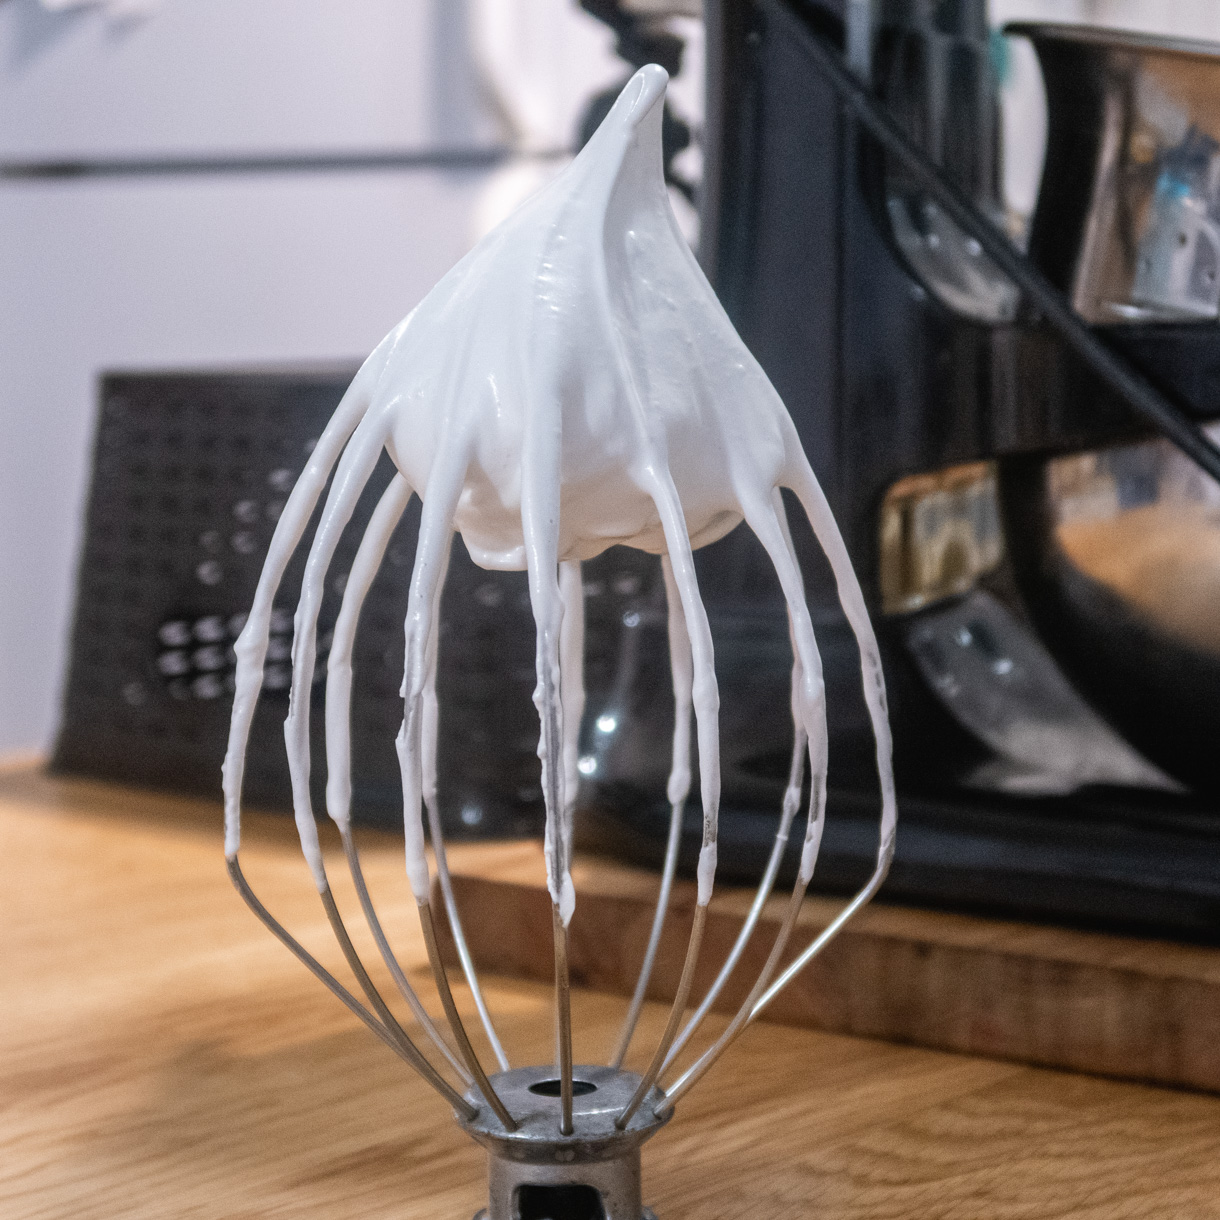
[[517, 1183, 606, 1220], [529, 1078, 597, 1097]]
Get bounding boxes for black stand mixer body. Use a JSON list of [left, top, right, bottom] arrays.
[[578, 0, 1220, 937]]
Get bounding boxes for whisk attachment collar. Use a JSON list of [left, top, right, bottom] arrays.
[[461, 1064, 669, 1220]]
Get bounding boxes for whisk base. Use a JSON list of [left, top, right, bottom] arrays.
[[473, 1211, 657, 1219], [459, 1064, 669, 1220], [474, 1212, 657, 1219], [472, 1202, 657, 1219]]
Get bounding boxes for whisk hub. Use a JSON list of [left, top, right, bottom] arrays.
[[461, 1064, 668, 1220]]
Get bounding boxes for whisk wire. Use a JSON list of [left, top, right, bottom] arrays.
[[750, 840, 894, 1020], [226, 858, 478, 1120], [606, 483, 722, 1126], [317, 881, 452, 1074], [418, 899, 519, 1131], [611, 553, 693, 1069], [308, 473, 472, 1080], [660, 472, 897, 1115], [615, 902, 707, 1129], [338, 828, 473, 1084], [654, 489, 832, 1112], [659, 592, 810, 1085], [426, 797, 512, 1073], [609, 794, 684, 1069], [660, 728, 806, 1076], [420, 542, 512, 1074], [552, 906, 576, 1135], [658, 882, 807, 1116]]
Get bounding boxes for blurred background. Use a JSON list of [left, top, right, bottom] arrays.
[[0, 0, 630, 762], [8, 0, 1220, 943], [3, 0, 1218, 765]]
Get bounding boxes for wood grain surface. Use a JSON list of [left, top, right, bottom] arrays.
[[5, 764, 1220, 1219], [441, 842, 1220, 1095]]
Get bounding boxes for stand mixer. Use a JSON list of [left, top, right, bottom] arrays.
[[580, 1, 1220, 939]]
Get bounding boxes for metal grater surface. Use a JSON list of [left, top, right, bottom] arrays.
[[53, 367, 657, 839]]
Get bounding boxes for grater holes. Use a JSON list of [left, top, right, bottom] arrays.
[[61, 370, 551, 838]]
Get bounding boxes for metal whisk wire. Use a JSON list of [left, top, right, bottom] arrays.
[[221, 420, 895, 1139], [223, 468, 893, 1132], [328, 476, 514, 1122]]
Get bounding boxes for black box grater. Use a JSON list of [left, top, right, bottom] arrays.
[[53, 367, 657, 839]]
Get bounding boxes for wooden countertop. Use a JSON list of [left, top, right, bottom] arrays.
[[5, 764, 1220, 1219]]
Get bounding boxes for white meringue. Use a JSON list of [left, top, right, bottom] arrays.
[[222, 64, 895, 940]]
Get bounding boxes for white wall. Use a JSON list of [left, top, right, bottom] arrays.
[[0, 0, 623, 757], [0, 0, 499, 159]]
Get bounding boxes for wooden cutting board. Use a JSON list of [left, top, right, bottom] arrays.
[[438, 842, 1220, 1094]]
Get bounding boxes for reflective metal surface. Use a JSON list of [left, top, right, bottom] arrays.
[[460, 1065, 669, 1220], [1048, 425, 1220, 663], [1002, 420, 1220, 792], [878, 0, 1019, 322], [879, 461, 1004, 614], [906, 590, 1174, 795], [1012, 22, 1220, 323]]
